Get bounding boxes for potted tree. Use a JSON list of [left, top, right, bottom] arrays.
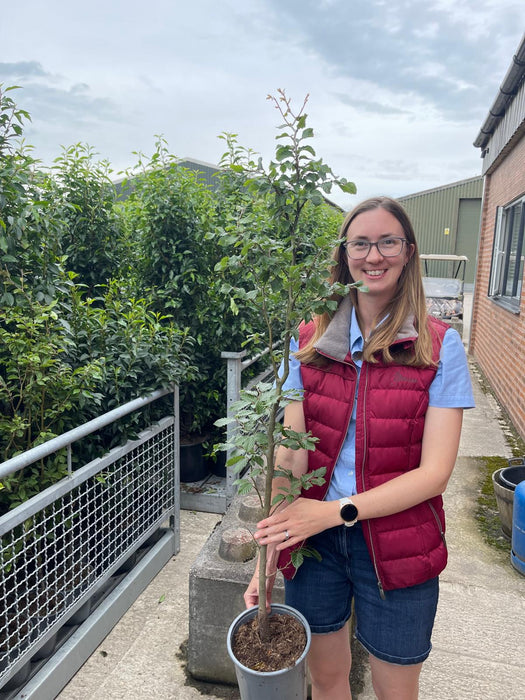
[[213, 90, 360, 698]]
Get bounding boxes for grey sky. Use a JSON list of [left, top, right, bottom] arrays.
[[2, 1, 524, 207]]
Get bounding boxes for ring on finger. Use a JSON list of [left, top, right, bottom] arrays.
[[284, 529, 290, 541]]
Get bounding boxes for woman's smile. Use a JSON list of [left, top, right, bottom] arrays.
[[363, 268, 387, 277]]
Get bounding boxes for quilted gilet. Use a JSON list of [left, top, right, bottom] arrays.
[[278, 303, 450, 593]]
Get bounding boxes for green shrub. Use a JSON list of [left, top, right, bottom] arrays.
[[0, 89, 194, 511], [49, 144, 124, 295]]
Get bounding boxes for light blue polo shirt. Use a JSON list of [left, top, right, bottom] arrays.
[[280, 309, 475, 500]]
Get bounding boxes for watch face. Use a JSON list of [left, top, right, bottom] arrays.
[[341, 502, 358, 522]]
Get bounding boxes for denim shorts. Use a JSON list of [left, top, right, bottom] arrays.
[[284, 523, 439, 665]]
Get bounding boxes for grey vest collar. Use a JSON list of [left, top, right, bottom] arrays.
[[314, 295, 418, 363]]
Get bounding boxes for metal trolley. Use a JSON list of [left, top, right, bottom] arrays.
[[420, 254, 468, 335]]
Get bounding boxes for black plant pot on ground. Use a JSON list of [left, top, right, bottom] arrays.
[[208, 450, 227, 478], [40, 560, 95, 628], [499, 458, 525, 489], [0, 615, 34, 692], [227, 603, 311, 699], [180, 439, 209, 483]]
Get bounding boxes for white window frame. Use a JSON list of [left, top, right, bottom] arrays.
[[488, 194, 525, 313]]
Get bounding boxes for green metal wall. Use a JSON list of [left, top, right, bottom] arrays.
[[398, 176, 483, 285]]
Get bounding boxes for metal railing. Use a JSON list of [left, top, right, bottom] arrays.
[[0, 387, 179, 696], [221, 344, 281, 505]]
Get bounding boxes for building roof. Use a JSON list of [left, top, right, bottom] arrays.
[[473, 33, 525, 153], [397, 175, 483, 201]]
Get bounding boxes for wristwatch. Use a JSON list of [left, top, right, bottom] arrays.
[[339, 497, 359, 527]]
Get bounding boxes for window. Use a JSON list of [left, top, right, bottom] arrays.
[[489, 195, 525, 312]]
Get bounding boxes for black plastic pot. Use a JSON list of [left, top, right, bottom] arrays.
[[180, 440, 209, 482], [31, 617, 59, 659], [0, 654, 32, 692], [500, 462, 525, 490], [208, 451, 227, 478], [0, 616, 34, 691]]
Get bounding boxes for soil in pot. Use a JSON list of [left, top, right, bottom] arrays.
[[231, 612, 307, 672]]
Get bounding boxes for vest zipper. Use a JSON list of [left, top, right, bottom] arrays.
[[360, 363, 387, 600], [316, 346, 387, 597], [428, 501, 447, 547], [286, 349, 357, 581]]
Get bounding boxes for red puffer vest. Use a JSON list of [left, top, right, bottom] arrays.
[[277, 297, 450, 593]]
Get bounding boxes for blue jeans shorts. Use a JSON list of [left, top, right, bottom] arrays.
[[284, 523, 439, 665]]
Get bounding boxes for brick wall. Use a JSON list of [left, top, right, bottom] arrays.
[[470, 130, 525, 441]]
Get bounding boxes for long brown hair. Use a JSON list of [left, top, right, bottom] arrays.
[[295, 196, 436, 366]]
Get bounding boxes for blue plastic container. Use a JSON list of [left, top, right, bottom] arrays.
[[511, 479, 525, 576]]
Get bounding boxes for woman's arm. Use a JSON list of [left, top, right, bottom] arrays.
[[254, 406, 463, 551]]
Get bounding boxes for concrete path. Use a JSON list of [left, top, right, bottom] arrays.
[[58, 357, 524, 700]]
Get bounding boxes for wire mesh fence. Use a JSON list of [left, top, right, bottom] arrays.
[[0, 391, 178, 694]]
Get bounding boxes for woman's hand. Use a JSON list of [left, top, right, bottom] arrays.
[[244, 569, 274, 611], [253, 497, 341, 551], [243, 546, 279, 610]]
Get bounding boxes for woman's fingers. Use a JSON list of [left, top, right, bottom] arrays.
[[254, 498, 339, 549]]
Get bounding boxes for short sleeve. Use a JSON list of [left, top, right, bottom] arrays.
[[428, 328, 475, 408], [278, 336, 304, 398]]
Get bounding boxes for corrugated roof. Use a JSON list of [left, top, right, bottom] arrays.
[[397, 175, 483, 201]]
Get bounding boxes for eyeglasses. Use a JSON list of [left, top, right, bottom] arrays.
[[342, 237, 407, 260]]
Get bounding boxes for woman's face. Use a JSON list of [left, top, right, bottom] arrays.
[[344, 207, 414, 305]]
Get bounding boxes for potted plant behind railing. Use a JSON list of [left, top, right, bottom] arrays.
[[212, 90, 361, 698]]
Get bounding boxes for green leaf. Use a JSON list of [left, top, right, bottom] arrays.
[[338, 180, 357, 194], [290, 550, 303, 569], [276, 145, 293, 162]]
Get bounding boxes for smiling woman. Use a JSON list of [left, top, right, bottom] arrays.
[[246, 196, 475, 700]]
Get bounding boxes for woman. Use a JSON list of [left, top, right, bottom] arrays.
[[244, 197, 474, 699]]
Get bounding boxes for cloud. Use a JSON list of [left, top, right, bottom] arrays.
[[261, 0, 524, 121], [0, 61, 51, 80], [335, 93, 411, 116], [4, 82, 119, 129], [1, 1, 523, 204], [0, 61, 119, 127]]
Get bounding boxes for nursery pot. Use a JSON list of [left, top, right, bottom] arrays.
[[227, 603, 311, 699], [0, 616, 34, 692], [208, 450, 227, 478], [499, 461, 525, 490], [180, 440, 209, 483]]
